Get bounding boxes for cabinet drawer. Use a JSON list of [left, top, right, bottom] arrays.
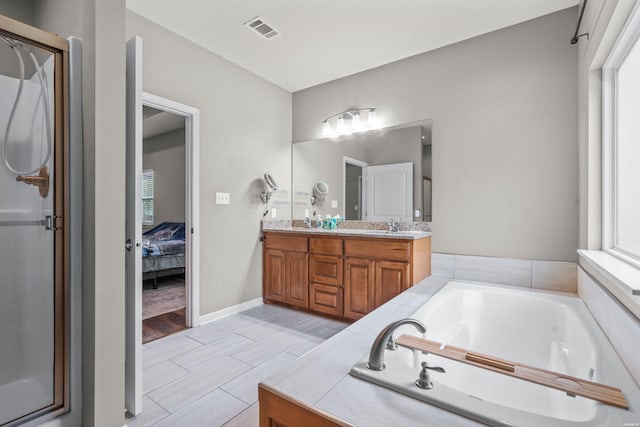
[[344, 238, 410, 261], [309, 254, 343, 286], [310, 237, 343, 255], [309, 283, 343, 317], [264, 233, 308, 252]]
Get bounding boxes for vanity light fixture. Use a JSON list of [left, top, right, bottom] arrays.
[[321, 108, 380, 137]]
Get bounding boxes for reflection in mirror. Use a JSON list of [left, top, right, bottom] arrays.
[[310, 180, 329, 206], [292, 119, 432, 222]]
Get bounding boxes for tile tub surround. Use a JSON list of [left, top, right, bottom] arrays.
[[260, 276, 640, 427], [259, 276, 483, 427], [431, 253, 577, 293], [578, 267, 640, 388]]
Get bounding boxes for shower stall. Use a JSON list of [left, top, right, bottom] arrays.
[[0, 15, 69, 426]]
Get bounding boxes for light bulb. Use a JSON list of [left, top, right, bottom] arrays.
[[368, 109, 380, 129], [336, 116, 346, 135], [351, 112, 364, 132], [322, 121, 332, 137]]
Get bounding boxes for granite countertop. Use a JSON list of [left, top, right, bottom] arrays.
[[260, 276, 483, 427], [262, 227, 432, 240]]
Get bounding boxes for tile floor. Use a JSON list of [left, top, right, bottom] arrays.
[[126, 304, 349, 426]]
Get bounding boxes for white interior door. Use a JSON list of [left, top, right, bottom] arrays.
[[365, 162, 413, 221], [125, 35, 143, 416]]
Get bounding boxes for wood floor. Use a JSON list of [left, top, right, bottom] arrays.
[[126, 303, 349, 427], [143, 308, 188, 344]]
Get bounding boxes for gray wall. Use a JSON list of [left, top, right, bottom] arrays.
[[0, 0, 35, 24], [293, 126, 422, 219], [32, 0, 127, 426], [293, 8, 579, 262], [143, 128, 185, 228], [126, 11, 292, 315]]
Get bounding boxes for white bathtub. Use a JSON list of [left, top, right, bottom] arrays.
[[350, 281, 640, 426]]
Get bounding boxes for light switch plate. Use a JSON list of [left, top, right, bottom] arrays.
[[331, 200, 338, 208], [271, 208, 277, 218], [304, 209, 309, 218], [216, 192, 230, 205]]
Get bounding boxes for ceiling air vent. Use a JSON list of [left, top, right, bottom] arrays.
[[244, 16, 280, 40]]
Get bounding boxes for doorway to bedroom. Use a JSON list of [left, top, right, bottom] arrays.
[[141, 106, 187, 343]]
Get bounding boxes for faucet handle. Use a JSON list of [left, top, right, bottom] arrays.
[[415, 361, 445, 390], [421, 361, 445, 373]]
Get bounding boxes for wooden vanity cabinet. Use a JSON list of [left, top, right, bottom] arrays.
[[374, 260, 410, 307], [263, 234, 309, 308], [264, 249, 287, 303], [343, 239, 413, 320], [309, 237, 344, 316], [263, 231, 431, 320], [343, 257, 375, 319]]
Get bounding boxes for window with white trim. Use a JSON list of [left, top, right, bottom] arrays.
[[603, 5, 640, 264], [142, 169, 154, 225]]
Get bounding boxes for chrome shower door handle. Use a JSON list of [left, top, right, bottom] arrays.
[[125, 238, 133, 251]]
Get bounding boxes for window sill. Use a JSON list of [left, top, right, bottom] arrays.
[[578, 249, 640, 319]]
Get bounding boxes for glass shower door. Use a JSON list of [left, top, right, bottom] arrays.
[[0, 28, 65, 426]]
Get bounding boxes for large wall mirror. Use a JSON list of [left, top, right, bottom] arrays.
[[292, 119, 432, 222]]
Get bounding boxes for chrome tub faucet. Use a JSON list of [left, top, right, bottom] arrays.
[[367, 318, 427, 371]]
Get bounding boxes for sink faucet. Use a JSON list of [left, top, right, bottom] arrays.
[[387, 218, 400, 232], [303, 217, 313, 228], [367, 318, 427, 371]]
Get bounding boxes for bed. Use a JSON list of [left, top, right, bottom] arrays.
[[142, 222, 185, 289]]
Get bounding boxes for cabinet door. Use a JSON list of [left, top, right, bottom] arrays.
[[309, 283, 343, 317], [374, 260, 410, 307], [309, 254, 343, 286], [344, 258, 375, 320], [264, 249, 286, 302], [286, 251, 309, 308]]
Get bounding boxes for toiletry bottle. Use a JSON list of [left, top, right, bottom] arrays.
[[316, 213, 323, 228]]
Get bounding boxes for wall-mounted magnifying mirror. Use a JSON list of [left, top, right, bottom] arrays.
[[260, 172, 278, 203], [310, 180, 329, 205]]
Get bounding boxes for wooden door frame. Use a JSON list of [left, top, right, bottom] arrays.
[[141, 91, 201, 328]]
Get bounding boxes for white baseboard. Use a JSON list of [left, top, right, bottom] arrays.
[[199, 297, 264, 325]]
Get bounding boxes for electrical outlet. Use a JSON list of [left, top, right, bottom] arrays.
[[331, 200, 338, 208], [216, 192, 230, 205], [304, 209, 309, 218], [271, 208, 277, 218], [415, 209, 421, 218]]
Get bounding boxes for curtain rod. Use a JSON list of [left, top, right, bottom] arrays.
[[571, 0, 589, 44]]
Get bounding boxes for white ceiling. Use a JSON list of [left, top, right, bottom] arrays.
[[127, 0, 579, 92], [143, 106, 185, 139]]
